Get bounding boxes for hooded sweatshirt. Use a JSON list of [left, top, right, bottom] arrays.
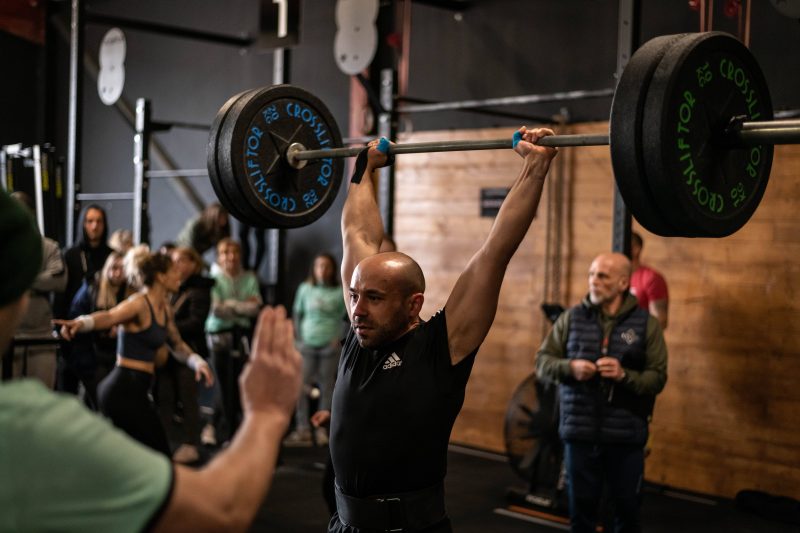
[[54, 205, 113, 319]]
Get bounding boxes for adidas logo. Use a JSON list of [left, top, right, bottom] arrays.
[[382, 353, 402, 370]]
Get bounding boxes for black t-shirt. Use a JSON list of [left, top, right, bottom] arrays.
[[329, 310, 477, 497]]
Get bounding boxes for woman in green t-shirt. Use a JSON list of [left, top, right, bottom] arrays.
[[285, 253, 346, 446]]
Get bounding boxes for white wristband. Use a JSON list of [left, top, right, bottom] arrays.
[[76, 315, 95, 332], [187, 353, 205, 372]]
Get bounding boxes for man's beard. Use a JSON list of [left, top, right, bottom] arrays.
[[354, 308, 409, 349]]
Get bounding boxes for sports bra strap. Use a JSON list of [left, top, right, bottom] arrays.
[[143, 294, 167, 327]]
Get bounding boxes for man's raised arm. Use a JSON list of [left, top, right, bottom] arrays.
[[445, 127, 558, 364], [341, 140, 391, 317], [153, 306, 302, 533]]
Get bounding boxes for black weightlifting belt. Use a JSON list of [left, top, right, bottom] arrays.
[[334, 481, 447, 532]]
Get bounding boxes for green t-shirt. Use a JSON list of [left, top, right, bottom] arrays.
[[292, 282, 346, 348], [0, 380, 172, 532], [205, 269, 262, 333]]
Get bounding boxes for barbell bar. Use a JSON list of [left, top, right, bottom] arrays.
[[287, 134, 610, 167], [287, 119, 800, 166], [207, 31, 796, 237], [734, 120, 800, 145]]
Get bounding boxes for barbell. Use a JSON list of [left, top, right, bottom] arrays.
[[206, 32, 800, 237]]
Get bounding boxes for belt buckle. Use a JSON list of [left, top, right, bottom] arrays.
[[376, 496, 404, 532]]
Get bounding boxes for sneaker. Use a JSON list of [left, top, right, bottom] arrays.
[[201, 423, 217, 446], [172, 444, 200, 464], [313, 427, 329, 447], [283, 428, 313, 447]]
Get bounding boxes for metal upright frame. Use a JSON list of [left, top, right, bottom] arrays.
[[611, 0, 640, 256]]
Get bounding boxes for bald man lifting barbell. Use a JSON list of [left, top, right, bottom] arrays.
[[327, 127, 557, 533]]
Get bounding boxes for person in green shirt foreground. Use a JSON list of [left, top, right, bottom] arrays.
[[0, 189, 302, 532]]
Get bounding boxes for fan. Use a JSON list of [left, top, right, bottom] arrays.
[[504, 372, 566, 510]]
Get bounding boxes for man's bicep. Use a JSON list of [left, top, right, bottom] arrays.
[[445, 252, 505, 363]]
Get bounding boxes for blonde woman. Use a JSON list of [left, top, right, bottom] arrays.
[[66, 251, 132, 407], [56, 249, 214, 455], [108, 228, 133, 254]]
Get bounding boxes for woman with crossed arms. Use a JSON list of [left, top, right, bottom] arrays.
[[56, 248, 214, 456]]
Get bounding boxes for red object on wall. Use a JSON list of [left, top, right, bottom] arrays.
[[688, 0, 701, 11], [0, 0, 45, 45], [724, 0, 741, 18], [386, 32, 402, 50]]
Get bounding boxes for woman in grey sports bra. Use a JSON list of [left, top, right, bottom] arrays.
[[56, 248, 214, 456]]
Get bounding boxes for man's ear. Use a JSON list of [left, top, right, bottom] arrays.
[[408, 293, 424, 317]]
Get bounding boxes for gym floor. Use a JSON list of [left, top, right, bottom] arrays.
[[242, 444, 794, 533]]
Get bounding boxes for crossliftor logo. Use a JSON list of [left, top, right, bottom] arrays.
[[382, 353, 402, 370]]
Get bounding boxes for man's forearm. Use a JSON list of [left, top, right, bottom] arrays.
[[202, 411, 287, 505], [158, 412, 289, 533], [483, 160, 547, 264], [342, 168, 384, 248]]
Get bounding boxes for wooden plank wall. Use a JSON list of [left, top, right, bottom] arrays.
[[393, 124, 800, 499]]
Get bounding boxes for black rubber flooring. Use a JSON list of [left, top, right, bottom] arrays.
[[242, 444, 796, 533]]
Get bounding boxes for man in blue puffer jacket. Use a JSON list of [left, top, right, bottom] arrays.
[[536, 252, 668, 533]]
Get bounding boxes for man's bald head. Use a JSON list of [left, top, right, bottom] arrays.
[[356, 252, 425, 297], [594, 252, 632, 279], [348, 252, 426, 349], [588, 252, 631, 310]]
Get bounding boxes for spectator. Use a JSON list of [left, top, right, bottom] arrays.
[[9, 191, 66, 388], [535, 252, 668, 532], [205, 238, 262, 443], [160, 246, 215, 463], [66, 251, 132, 407], [108, 229, 134, 255], [177, 203, 231, 256], [629, 232, 669, 330], [56, 204, 113, 395], [285, 253, 346, 447]]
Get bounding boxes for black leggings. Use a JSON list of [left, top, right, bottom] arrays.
[[98, 366, 170, 456]]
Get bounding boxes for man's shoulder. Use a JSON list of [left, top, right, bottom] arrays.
[[0, 380, 93, 437], [420, 309, 447, 333], [636, 264, 666, 282], [0, 379, 53, 410]]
